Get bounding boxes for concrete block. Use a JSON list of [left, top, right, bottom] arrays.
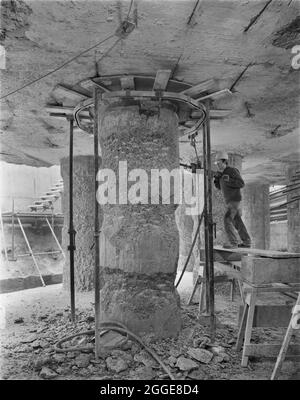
[[0, 274, 62, 294], [241, 256, 300, 284], [244, 344, 300, 359], [238, 304, 294, 327]]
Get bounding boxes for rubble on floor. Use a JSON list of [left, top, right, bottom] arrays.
[[1, 299, 299, 381]]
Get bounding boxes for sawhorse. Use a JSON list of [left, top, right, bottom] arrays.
[[236, 282, 300, 367], [188, 261, 244, 309], [271, 291, 300, 380]]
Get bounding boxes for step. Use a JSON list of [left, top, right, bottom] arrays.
[[50, 188, 63, 192], [28, 204, 49, 211], [46, 191, 61, 195], [41, 193, 59, 198], [40, 195, 59, 200], [34, 200, 52, 205]]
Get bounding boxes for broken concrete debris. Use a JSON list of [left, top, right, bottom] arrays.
[[1, 306, 243, 380], [106, 356, 128, 373], [134, 350, 157, 368], [187, 348, 214, 364], [99, 330, 128, 349], [75, 353, 92, 368], [39, 366, 58, 379], [176, 356, 199, 372]]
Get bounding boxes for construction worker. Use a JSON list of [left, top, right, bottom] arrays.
[[213, 151, 251, 248]]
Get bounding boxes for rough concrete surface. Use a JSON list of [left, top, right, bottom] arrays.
[[61, 155, 102, 291], [243, 182, 270, 249], [286, 163, 300, 251], [98, 104, 181, 336], [270, 221, 288, 251], [0, 0, 299, 184]]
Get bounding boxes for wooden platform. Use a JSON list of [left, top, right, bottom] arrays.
[[213, 245, 300, 259], [2, 212, 64, 226], [201, 246, 300, 368]]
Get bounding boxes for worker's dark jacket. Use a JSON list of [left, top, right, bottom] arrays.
[[214, 166, 245, 203]]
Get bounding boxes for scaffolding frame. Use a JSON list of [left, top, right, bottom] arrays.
[[1, 205, 65, 287], [0, 207, 8, 262]]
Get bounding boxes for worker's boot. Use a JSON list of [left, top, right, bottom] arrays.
[[238, 242, 251, 248], [223, 243, 238, 249]]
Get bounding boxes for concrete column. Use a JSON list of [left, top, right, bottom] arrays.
[[61, 155, 102, 292], [212, 153, 243, 245], [286, 164, 300, 252], [175, 169, 203, 273], [175, 203, 194, 271], [98, 100, 181, 338], [242, 183, 270, 249]]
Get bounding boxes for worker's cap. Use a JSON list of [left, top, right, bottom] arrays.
[[215, 151, 229, 161]]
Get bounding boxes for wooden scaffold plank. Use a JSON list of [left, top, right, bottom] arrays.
[[120, 76, 135, 90], [53, 84, 90, 100], [180, 79, 218, 98]]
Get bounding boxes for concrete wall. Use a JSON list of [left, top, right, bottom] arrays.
[[270, 221, 288, 251], [0, 161, 62, 212], [61, 155, 101, 292], [0, 162, 64, 283]]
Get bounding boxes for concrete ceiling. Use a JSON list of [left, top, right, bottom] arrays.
[[0, 0, 299, 183]]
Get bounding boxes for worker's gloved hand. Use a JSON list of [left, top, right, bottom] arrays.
[[191, 162, 201, 173], [214, 171, 222, 179], [213, 171, 222, 188], [190, 163, 197, 173], [222, 174, 229, 182]]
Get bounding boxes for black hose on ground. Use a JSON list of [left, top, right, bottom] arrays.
[[54, 320, 175, 380]]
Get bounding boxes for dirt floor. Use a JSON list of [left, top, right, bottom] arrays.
[[0, 254, 63, 293], [0, 256, 63, 281], [0, 272, 299, 381]]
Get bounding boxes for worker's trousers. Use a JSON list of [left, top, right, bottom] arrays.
[[224, 201, 251, 246]]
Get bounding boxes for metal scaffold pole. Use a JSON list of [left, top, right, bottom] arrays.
[[11, 199, 16, 261], [205, 100, 215, 339], [68, 116, 76, 322], [202, 121, 210, 314], [201, 102, 215, 340], [0, 207, 8, 262], [93, 86, 101, 360]]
